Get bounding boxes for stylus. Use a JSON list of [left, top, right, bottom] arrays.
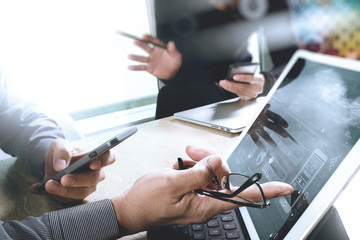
[[117, 31, 167, 49]]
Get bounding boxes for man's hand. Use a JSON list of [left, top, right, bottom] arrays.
[[219, 73, 265, 100], [111, 147, 294, 234], [128, 34, 182, 80], [30, 139, 116, 202]]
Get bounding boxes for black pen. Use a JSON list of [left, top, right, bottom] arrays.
[[117, 30, 167, 49]]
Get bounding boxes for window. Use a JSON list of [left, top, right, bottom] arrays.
[[0, 1, 158, 133]]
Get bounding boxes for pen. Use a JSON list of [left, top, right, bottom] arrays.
[[117, 30, 167, 49]]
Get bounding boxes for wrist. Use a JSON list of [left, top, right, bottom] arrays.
[[110, 191, 146, 235]]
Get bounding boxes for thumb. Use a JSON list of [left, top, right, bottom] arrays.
[[167, 41, 177, 54], [178, 155, 222, 193], [218, 80, 232, 92], [51, 139, 73, 172], [186, 145, 215, 162]]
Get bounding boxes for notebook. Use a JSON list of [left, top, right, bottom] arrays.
[[148, 49, 360, 239]]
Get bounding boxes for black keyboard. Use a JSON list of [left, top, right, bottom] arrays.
[[147, 209, 249, 240]]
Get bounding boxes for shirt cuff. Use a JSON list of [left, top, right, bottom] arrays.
[[47, 199, 122, 240]]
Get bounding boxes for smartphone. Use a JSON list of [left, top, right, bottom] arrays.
[[116, 30, 166, 49], [38, 126, 138, 191], [226, 62, 259, 81]]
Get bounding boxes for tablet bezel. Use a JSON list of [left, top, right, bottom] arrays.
[[221, 49, 360, 240]]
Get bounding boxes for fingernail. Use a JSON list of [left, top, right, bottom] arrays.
[[207, 156, 220, 172], [62, 175, 76, 186], [55, 159, 67, 170], [46, 181, 60, 193], [282, 188, 295, 196]]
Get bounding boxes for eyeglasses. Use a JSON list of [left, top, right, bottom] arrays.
[[178, 158, 270, 208]]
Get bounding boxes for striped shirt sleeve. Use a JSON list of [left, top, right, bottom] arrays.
[[0, 199, 122, 240]]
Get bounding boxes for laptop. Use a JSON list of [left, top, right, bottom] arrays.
[[148, 49, 360, 239], [174, 28, 270, 133], [174, 96, 267, 133]]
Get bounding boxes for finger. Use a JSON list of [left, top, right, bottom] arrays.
[[185, 146, 215, 161], [61, 169, 105, 187], [181, 182, 293, 222], [219, 80, 247, 94], [238, 182, 294, 202], [45, 180, 97, 200], [52, 140, 73, 172], [70, 151, 87, 160], [181, 193, 239, 223], [134, 39, 153, 53], [128, 65, 148, 71], [250, 132, 266, 150], [265, 110, 289, 128], [89, 150, 116, 170], [128, 54, 150, 63], [259, 128, 277, 146], [264, 121, 290, 139], [232, 74, 254, 83], [167, 41, 178, 54], [142, 34, 166, 46], [177, 156, 222, 193], [186, 146, 229, 179], [29, 183, 47, 195], [219, 80, 259, 100]]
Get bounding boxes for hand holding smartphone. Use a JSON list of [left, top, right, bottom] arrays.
[[226, 62, 259, 82], [38, 126, 138, 191]]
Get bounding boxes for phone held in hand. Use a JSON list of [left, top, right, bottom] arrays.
[[38, 126, 138, 191], [226, 62, 259, 81]]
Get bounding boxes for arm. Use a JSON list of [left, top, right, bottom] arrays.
[[0, 199, 121, 240], [0, 146, 293, 239], [0, 68, 115, 201], [0, 68, 64, 179]]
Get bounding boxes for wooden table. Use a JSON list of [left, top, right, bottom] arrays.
[[0, 117, 238, 239], [0, 116, 359, 239]]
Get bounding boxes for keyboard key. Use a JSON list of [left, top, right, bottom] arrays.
[[176, 225, 188, 228], [207, 219, 220, 227], [221, 211, 232, 214], [193, 231, 206, 240], [192, 224, 204, 231], [148, 210, 245, 240], [223, 222, 237, 230], [226, 230, 241, 239], [221, 214, 234, 222], [209, 228, 222, 236]]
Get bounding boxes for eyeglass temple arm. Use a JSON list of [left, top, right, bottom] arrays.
[[197, 173, 261, 199], [196, 189, 270, 208], [178, 157, 185, 170], [179, 158, 265, 204], [231, 172, 262, 197]]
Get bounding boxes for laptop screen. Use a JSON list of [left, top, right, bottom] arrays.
[[226, 57, 360, 239]]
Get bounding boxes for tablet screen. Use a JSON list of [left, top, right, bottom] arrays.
[[227, 58, 360, 239]]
